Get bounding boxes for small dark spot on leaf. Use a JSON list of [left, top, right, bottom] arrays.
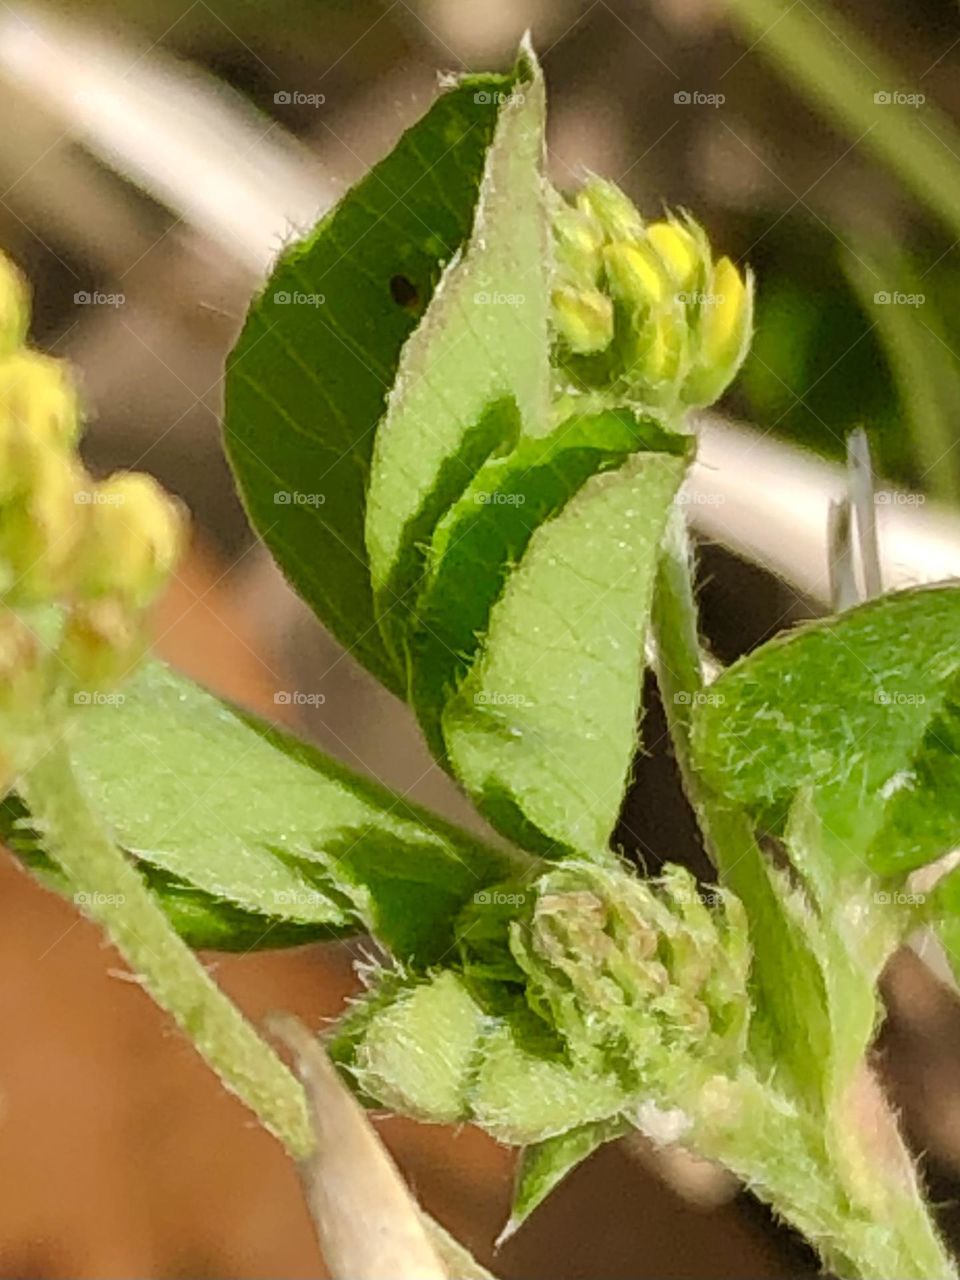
[[389, 274, 422, 314]]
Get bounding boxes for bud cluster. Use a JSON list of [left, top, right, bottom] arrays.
[[549, 178, 753, 411], [510, 862, 751, 1099], [0, 254, 185, 705]]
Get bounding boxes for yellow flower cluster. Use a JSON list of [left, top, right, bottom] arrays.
[[0, 254, 185, 698], [550, 178, 753, 411]]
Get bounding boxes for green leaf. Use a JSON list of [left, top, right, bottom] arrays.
[[691, 584, 960, 878], [11, 662, 520, 961], [408, 408, 686, 757], [224, 65, 525, 693], [504, 1119, 628, 1240], [0, 801, 333, 951], [365, 49, 550, 666], [442, 450, 687, 857]]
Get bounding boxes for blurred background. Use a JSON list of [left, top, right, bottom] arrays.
[[3, 0, 960, 1276]]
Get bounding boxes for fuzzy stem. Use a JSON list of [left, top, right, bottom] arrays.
[[652, 511, 956, 1280], [17, 731, 312, 1157]]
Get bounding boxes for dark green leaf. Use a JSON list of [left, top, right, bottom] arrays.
[[224, 66, 526, 693]]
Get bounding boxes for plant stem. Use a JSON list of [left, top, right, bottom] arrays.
[[17, 731, 312, 1157], [652, 511, 956, 1279]]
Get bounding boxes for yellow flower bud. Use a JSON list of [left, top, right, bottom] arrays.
[[646, 220, 701, 292], [0, 350, 81, 459], [551, 285, 615, 355], [0, 255, 29, 358], [57, 598, 145, 692], [603, 241, 671, 311], [0, 446, 87, 601], [76, 471, 186, 608], [575, 177, 643, 242], [682, 257, 754, 408]]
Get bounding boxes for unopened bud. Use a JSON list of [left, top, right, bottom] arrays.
[[57, 598, 146, 692], [632, 310, 687, 388], [76, 472, 186, 608], [575, 177, 643, 242], [0, 447, 86, 601], [551, 285, 614, 355], [682, 257, 753, 408], [0, 613, 46, 717], [603, 241, 671, 311], [552, 202, 605, 285], [0, 351, 81, 458], [646, 219, 701, 291], [512, 863, 751, 1090], [0, 255, 29, 358]]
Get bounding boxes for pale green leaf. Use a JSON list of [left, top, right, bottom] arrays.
[[443, 451, 687, 857], [365, 48, 551, 665], [14, 662, 519, 961]]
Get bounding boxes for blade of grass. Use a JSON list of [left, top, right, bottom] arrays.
[[721, 0, 960, 244]]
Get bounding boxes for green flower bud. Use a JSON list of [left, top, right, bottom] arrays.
[[510, 862, 751, 1095], [551, 285, 614, 355], [57, 598, 146, 692], [682, 256, 754, 408], [603, 241, 671, 311], [552, 201, 605, 285], [0, 446, 87, 601], [575, 177, 643, 242], [75, 472, 186, 609], [0, 255, 30, 358], [629, 309, 688, 390]]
